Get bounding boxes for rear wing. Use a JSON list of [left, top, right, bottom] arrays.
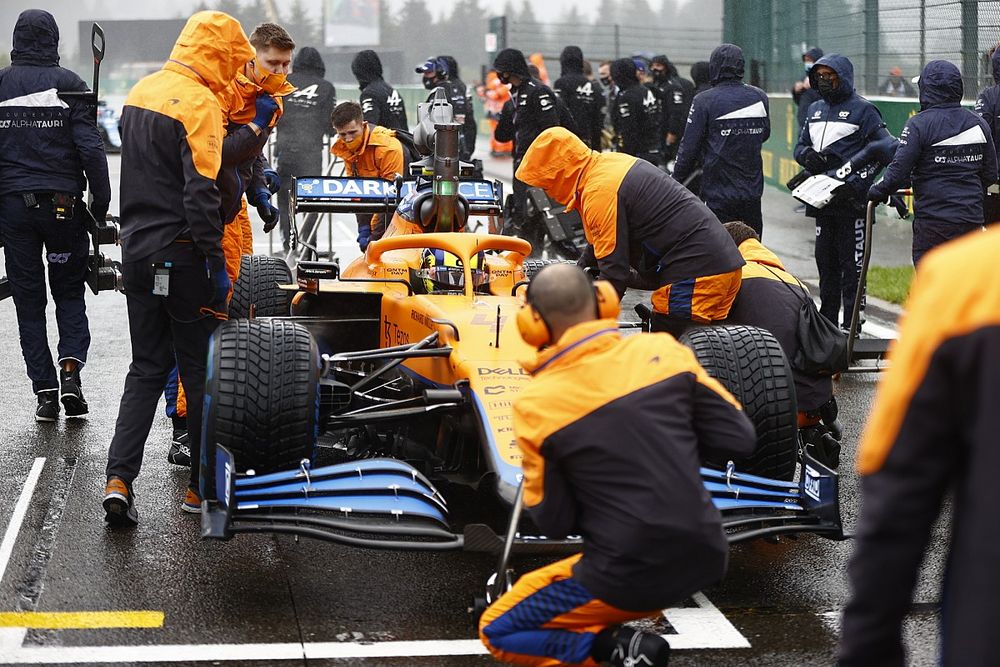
[[292, 176, 503, 216]]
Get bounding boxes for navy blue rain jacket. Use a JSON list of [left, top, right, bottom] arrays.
[[673, 44, 770, 206], [0, 10, 110, 204], [872, 60, 998, 226], [975, 49, 1000, 159], [795, 54, 890, 217]]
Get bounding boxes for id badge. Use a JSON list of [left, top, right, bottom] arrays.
[[152, 262, 172, 296]]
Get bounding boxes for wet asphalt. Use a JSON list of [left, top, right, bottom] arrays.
[[0, 154, 947, 666]]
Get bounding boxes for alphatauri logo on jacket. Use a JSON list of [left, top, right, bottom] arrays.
[[929, 125, 988, 165], [714, 100, 767, 137]]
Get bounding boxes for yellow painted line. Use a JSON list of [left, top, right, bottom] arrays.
[[0, 611, 164, 629]]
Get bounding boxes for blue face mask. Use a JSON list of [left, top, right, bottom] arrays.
[[805, 62, 815, 73]]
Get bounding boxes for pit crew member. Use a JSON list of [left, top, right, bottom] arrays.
[[554, 45, 605, 150], [330, 101, 404, 249], [351, 49, 408, 132], [479, 264, 755, 667], [0, 9, 111, 421], [794, 54, 892, 332], [838, 226, 1000, 666], [517, 126, 745, 336], [976, 45, 1000, 225], [650, 54, 694, 160], [870, 60, 998, 265], [609, 57, 664, 165], [439, 56, 477, 162], [416, 56, 474, 161], [722, 222, 841, 468], [103, 11, 253, 524], [673, 44, 770, 237]]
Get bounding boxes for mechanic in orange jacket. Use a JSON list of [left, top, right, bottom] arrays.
[[722, 222, 842, 468], [165, 22, 295, 466], [329, 100, 404, 250], [838, 227, 1000, 666], [479, 264, 755, 667], [516, 127, 745, 336]]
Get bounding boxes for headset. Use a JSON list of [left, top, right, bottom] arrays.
[[516, 279, 620, 349]]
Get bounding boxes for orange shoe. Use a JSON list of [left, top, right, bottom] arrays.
[[103, 477, 138, 526], [181, 487, 202, 514]]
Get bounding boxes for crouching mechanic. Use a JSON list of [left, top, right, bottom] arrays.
[[517, 127, 745, 336], [330, 100, 404, 250], [722, 222, 842, 468], [479, 264, 755, 667]]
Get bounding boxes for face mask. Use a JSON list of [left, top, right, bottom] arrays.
[[816, 78, 837, 97], [342, 125, 367, 153], [652, 69, 667, 83], [600, 76, 611, 87], [804, 62, 814, 73], [422, 77, 439, 91], [497, 71, 511, 85], [248, 61, 287, 94]]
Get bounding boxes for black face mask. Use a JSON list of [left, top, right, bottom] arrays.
[[816, 78, 837, 98], [422, 77, 439, 90], [652, 69, 668, 83], [498, 71, 512, 85], [600, 75, 611, 87]]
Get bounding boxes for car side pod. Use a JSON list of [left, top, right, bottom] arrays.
[[202, 446, 464, 550]]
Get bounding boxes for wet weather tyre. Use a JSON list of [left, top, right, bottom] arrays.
[[523, 259, 576, 280], [680, 325, 798, 481], [204, 319, 319, 474], [229, 255, 293, 318]]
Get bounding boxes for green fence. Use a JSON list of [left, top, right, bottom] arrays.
[[762, 95, 920, 188], [725, 0, 1000, 98]]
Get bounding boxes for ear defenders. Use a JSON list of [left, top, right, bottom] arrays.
[[516, 279, 621, 349]]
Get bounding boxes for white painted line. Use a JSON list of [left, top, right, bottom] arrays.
[[0, 458, 45, 586], [663, 592, 751, 649], [863, 320, 898, 341], [0, 592, 750, 663]]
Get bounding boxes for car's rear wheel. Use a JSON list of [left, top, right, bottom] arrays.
[[229, 254, 293, 318], [680, 325, 798, 480], [204, 319, 319, 474]]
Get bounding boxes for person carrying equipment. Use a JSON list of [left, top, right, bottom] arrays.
[[479, 263, 754, 667]]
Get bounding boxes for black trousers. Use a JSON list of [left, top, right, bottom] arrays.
[[814, 213, 865, 328], [106, 242, 224, 491], [708, 198, 764, 238], [0, 194, 90, 393], [912, 219, 983, 265]]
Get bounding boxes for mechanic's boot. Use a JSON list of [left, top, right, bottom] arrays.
[[800, 426, 842, 470], [168, 430, 192, 467], [35, 390, 59, 422], [103, 477, 138, 527], [59, 366, 88, 418], [597, 626, 670, 667], [181, 487, 202, 514]]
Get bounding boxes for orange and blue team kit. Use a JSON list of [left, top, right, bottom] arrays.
[[480, 320, 755, 666]]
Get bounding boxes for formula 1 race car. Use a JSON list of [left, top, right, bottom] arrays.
[[200, 91, 846, 568]]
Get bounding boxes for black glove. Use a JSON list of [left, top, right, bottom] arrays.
[[263, 168, 281, 194], [800, 148, 830, 175], [253, 188, 280, 233], [867, 185, 889, 204], [889, 194, 910, 219], [89, 199, 109, 225], [205, 256, 231, 308]]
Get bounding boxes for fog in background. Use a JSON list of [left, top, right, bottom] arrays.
[[0, 0, 723, 85]]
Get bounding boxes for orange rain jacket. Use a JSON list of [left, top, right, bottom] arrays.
[[516, 127, 744, 300], [515, 319, 755, 611], [119, 11, 253, 265], [331, 123, 404, 238], [839, 226, 1000, 667]]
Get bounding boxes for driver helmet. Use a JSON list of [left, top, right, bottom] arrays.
[[418, 248, 489, 294]]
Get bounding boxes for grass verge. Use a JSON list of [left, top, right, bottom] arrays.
[[867, 265, 914, 305]]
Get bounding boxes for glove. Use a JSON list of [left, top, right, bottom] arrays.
[[252, 94, 279, 129], [206, 257, 231, 308], [867, 185, 889, 204], [253, 188, 280, 233], [800, 148, 830, 175], [357, 224, 371, 252], [263, 168, 281, 194], [89, 198, 109, 225], [889, 194, 910, 219]]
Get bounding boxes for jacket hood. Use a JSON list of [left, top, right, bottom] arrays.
[[610, 57, 638, 90], [492, 48, 530, 78], [293, 46, 325, 77], [918, 60, 963, 108], [691, 61, 710, 87], [166, 11, 253, 94], [560, 46, 584, 76], [352, 49, 383, 87], [709, 44, 744, 84], [993, 49, 1000, 84], [651, 55, 678, 77], [515, 127, 594, 211], [439, 55, 459, 79], [738, 238, 786, 271], [803, 47, 824, 63], [809, 53, 855, 103], [11, 9, 59, 66]]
